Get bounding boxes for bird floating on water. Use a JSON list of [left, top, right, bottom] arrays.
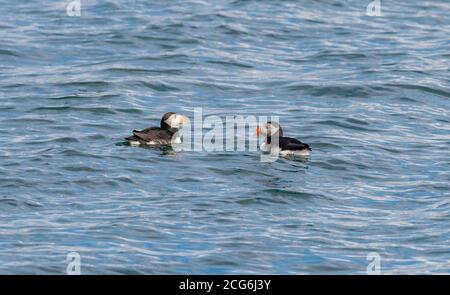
[[125, 112, 189, 146], [256, 121, 311, 157]]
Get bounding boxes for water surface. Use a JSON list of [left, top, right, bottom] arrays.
[[0, 0, 449, 274]]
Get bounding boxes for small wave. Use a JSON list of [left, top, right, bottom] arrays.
[[206, 60, 253, 69], [106, 67, 184, 75], [135, 80, 180, 92], [136, 53, 189, 62], [61, 165, 103, 172], [19, 137, 79, 145], [60, 149, 102, 159], [285, 84, 372, 98], [5, 117, 55, 124], [388, 83, 450, 98], [47, 94, 119, 101], [55, 81, 111, 88], [0, 49, 20, 57], [31, 106, 117, 115], [0, 196, 43, 210], [315, 119, 381, 132], [216, 24, 248, 36], [314, 160, 347, 171], [263, 188, 317, 199]]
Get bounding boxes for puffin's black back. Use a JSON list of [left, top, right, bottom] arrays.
[[267, 121, 283, 137]]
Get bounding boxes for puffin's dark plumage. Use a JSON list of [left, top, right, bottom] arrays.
[[126, 112, 189, 145], [279, 137, 311, 151]]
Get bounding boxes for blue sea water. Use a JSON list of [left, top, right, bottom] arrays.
[[0, 0, 449, 274]]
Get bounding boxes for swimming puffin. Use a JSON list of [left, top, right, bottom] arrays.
[[125, 112, 189, 146], [256, 121, 311, 157]]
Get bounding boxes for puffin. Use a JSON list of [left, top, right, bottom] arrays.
[[125, 112, 189, 146], [256, 121, 311, 157]]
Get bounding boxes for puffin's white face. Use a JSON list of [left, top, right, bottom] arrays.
[[256, 122, 280, 137], [166, 113, 189, 129]]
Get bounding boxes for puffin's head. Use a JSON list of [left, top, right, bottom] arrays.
[[256, 121, 283, 138], [161, 112, 189, 130]]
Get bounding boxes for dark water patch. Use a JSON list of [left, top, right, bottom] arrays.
[[104, 39, 135, 45], [0, 49, 20, 57], [31, 106, 117, 115], [207, 167, 269, 177], [0, 196, 43, 210], [56, 81, 111, 88], [114, 176, 136, 184], [60, 149, 102, 159], [136, 53, 189, 61], [115, 108, 144, 114], [1, 84, 28, 89], [396, 96, 421, 104], [0, 106, 15, 112], [0, 178, 39, 188], [61, 165, 103, 172], [188, 80, 259, 91], [125, 168, 143, 174], [23, 137, 79, 145], [314, 160, 348, 171], [106, 67, 183, 75], [134, 81, 180, 92], [236, 197, 260, 206], [345, 118, 370, 126], [47, 94, 119, 101], [4, 117, 55, 124], [391, 69, 428, 75], [158, 43, 178, 50], [84, 134, 107, 141], [70, 179, 99, 186], [327, 158, 370, 170], [135, 34, 178, 42], [312, 142, 343, 149], [373, 145, 403, 154], [30, 106, 75, 112], [236, 196, 286, 205], [179, 38, 201, 45], [387, 83, 450, 98], [285, 84, 372, 98], [173, 176, 203, 183], [0, 196, 21, 208], [315, 119, 381, 132], [309, 51, 368, 60], [216, 24, 248, 36], [103, 180, 120, 188], [47, 95, 90, 101], [108, 268, 146, 275], [262, 188, 317, 199], [206, 60, 253, 69]]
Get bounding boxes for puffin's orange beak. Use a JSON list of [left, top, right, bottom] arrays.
[[256, 127, 261, 136], [180, 115, 189, 125]]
